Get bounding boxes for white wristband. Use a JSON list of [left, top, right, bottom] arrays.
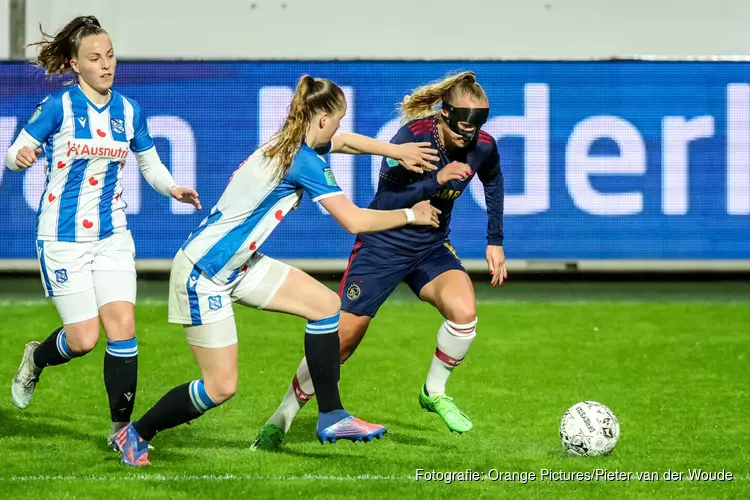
[[404, 208, 416, 224]]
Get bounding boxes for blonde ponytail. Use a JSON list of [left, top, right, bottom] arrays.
[[400, 71, 486, 122], [264, 75, 346, 181]]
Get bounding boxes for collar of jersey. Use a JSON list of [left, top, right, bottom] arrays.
[[74, 84, 114, 113], [432, 115, 449, 156]]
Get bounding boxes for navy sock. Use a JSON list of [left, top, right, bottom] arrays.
[[304, 312, 344, 414], [104, 338, 139, 423], [133, 379, 217, 441], [33, 327, 78, 368]]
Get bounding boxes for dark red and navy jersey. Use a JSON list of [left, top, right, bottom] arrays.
[[358, 116, 504, 254]]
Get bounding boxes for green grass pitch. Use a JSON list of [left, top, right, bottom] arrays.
[[0, 281, 748, 498]]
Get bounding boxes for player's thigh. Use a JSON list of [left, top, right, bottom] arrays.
[[52, 291, 101, 354], [97, 300, 135, 342], [90, 231, 137, 341], [168, 250, 236, 347], [410, 244, 476, 324], [188, 331, 238, 404], [91, 230, 137, 305], [38, 239, 101, 350], [419, 270, 476, 324], [36, 239, 95, 301], [258, 264, 340, 321], [339, 242, 409, 319]]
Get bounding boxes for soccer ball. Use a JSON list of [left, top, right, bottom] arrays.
[[559, 401, 620, 457]]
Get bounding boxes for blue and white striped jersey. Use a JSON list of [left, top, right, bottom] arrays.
[[180, 142, 342, 284], [22, 85, 154, 242]]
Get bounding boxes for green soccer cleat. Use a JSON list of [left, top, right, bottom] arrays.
[[250, 423, 285, 452], [419, 386, 473, 434]]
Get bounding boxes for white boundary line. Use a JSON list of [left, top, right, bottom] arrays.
[[1, 473, 746, 482], [0, 474, 408, 482], [3, 259, 750, 273], [2, 298, 749, 308]]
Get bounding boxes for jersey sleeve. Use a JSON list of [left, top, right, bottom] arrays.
[[381, 124, 417, 172], [375, 124, 441, 206], [479, 140, 505, 246], [128, 99, 155, 153], [291, 154, 344, 202], [22, 95, 62, 143], [478, 138, 501, 183]]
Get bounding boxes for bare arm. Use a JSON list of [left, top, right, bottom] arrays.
[[319, 194, 439, 234], [330, 132, 403, 156], [330, 133, 438, 172]]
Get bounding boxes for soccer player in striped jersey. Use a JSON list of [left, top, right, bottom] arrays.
[[113, 75, 441, 466], [253, 72, 506, 450], [5, 16, 200, 447]]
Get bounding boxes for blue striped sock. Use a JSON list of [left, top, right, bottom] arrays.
[[56, 328, 77, 360], [304, 312, 342, 412], [305, 312, 340, 335], [105, 338, 138, 358], [188, 379, 217, 413]]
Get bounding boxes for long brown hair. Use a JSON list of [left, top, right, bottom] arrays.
[[400, 71, 487, 122], [27, 15, 107, 79], [264, 75, 346, 181]]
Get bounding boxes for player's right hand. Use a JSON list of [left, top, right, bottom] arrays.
[[411, 200, 442, 228], [15, 146, 42, 169], [437, 161, 472, 185], [395, 142, 439, 173]]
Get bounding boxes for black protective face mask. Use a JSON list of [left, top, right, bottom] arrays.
[[441, 102, 489, 142]]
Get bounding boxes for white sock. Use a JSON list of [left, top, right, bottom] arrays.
[[267, 357, 315, 434], [424, 318, 477, 396]]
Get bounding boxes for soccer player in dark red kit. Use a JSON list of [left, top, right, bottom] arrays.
[[254, 71, 506, 450]]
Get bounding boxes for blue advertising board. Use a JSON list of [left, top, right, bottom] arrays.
[[1, 62, 748, 261]]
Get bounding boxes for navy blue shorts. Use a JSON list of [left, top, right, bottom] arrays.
[[339, 239, 466, 317]]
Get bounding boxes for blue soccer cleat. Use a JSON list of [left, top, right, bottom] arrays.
[[114, 422, 151, 466], [316, 410, 387, 444]]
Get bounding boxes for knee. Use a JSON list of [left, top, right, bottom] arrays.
[[66, 326, 100, 355], [312, 289, 341, 321], [105, 314, 136, 342], [444, 302, 477, 326], [204, 374, 238, 405]]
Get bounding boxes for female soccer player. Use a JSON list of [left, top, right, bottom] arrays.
[[253, 71, 506, 450], [5, 16, 200, 446], [113, 74, 441, 466]]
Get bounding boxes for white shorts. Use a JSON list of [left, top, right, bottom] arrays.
[[36, 231, 137, 324], [168, 249, 291, 348]]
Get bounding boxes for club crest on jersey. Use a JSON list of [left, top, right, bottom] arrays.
[[54, 269, 69, 284], [386, 157, 400, 168], [208, 295, 223, 311], [111, 118, 125, 135], [346, 283, 361, 300], [323, 168, 338, 187], [28, 105, 43, 124]]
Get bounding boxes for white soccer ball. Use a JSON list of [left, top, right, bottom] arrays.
[[559, 401, 620, 457]]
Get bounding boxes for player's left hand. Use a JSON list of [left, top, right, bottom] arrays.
[[170, 186, 202, 210], [486, 245, 507, 287], [396, 142, 439, 173]]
